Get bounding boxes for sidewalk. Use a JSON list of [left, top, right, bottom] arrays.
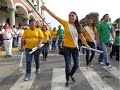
[[0, 47, 19, 56]]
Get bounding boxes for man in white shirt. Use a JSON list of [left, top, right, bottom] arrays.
[[0, 24, 14, 57]]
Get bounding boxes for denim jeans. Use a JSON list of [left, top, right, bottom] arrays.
[[58, 39, 63, 50], [64, 46, 80, 81], [25, 48, 41, 74], [52, 39, 56, 50], [12, 37, 17, 47], [98, 43, 110, 66], [86, 42, 95, 65], [42, 43, 49, 58]]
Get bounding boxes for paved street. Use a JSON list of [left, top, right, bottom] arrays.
[[0, 50, 120, 90]]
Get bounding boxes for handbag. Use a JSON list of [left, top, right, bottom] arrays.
[[58, 47, 65, 55]]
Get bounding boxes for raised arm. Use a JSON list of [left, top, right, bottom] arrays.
[[41, 5, 62, 24], [79, 33, 90, 48]]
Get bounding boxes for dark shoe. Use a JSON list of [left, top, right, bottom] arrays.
[[35, 69, 40, 75], [110, 55, 112, 58], [116, 59, 119, 61], [4, 55, 10, 58], [70, 76, 76, 82], [8, 55, 12, 57], [65, 81, 69, 87], [24, 74, 31, 81]]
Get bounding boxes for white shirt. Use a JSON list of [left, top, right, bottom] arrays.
[[17, 29, 24, 37], [0, 29, 14, 39]]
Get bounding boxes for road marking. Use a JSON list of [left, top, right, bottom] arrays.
[[103, 66, 120, 80], [80, 67, 114, 90], [51, 68, 70, 90], [10, 68, 36, 90]]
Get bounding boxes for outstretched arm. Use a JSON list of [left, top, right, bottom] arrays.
[[79, 33, 90, 48], [41, 5, 62, 24]]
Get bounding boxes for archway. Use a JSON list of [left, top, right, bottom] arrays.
[[15, 3, 29, 26], [0, 0, 14, 25]]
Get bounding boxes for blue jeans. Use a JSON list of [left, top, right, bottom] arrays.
[[64, 46, 80, 81], [13, 37, 17, 47], [25, 48, 41, 74], [58, 39, 63, 50], [98, 43, 110, 66], [52, 39, 56, 50], [86, 42, 95, 65], [42, 43, 49, 58]]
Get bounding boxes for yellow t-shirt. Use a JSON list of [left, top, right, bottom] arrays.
[[22, 28, 44, 49], [60, 19, 77, 48], [51, 30, 57, 39], [42, 30, 51, 43], [83, 26, 97, 42]]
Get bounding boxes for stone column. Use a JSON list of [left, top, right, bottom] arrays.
[[8, 8, 15, 26], [25, 18, 29, 25]]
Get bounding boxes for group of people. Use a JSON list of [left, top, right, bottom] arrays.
[[40, 5, 119, 87], [0, 4, 119, 88], [0, 24, 25, 57]]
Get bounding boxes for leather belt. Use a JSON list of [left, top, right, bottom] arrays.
[[3, 38, 12, 40]]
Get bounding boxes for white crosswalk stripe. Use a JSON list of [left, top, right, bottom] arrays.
[[0, 66, 119, 90], [51, 68, 70, 90], [80, 67, 114, 90], [103, 66, 120, 80], [10, 68, 36, 90]]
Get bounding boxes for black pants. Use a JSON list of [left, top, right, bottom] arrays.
[[110, 45, 119, 61], [86, 42, 95, 65], [42, 43, 49, 58]]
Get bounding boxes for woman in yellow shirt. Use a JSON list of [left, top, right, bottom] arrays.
[[83, 17, 97, 68], [42, 25, 51, 61], [51, 27, 58, 51], [21, 19, 44, 81], [41, 5, 89, 87]]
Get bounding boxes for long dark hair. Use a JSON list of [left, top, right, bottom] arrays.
[[69, 11, 82, 34]]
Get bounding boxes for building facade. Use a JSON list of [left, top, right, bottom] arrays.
[[0, 0, 46, 26]]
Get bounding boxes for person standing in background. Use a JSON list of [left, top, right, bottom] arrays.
[[57, 25, 64, 50], [41, 25, 52, 61], [17, 24, 24, 49], [0, 24, 14, 57], [51, 27, 57, 52], [12, 25, 18, 48]]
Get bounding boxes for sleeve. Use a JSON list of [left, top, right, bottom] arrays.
[[0, 29, 3, 34], [60, 19, 67, 27], [22, 30, 26, 40], [94, 27, 97, 33], [38, 29, 44, 38]]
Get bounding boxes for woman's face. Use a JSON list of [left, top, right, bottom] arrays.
[[69, 13, 77, 23], [42, 25, 47, 31], [88, 19, 93, 25], [29, 21, 36, 29]]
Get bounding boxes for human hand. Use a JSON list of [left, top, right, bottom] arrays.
[[19, 48, 24, 52], [85, 44, 90, 49]]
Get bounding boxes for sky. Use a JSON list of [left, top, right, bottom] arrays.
[[43, 0, 120, 29]]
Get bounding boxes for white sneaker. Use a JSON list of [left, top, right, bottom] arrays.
[[107, 65, 112, 68], [99, 62, 104, 65]]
